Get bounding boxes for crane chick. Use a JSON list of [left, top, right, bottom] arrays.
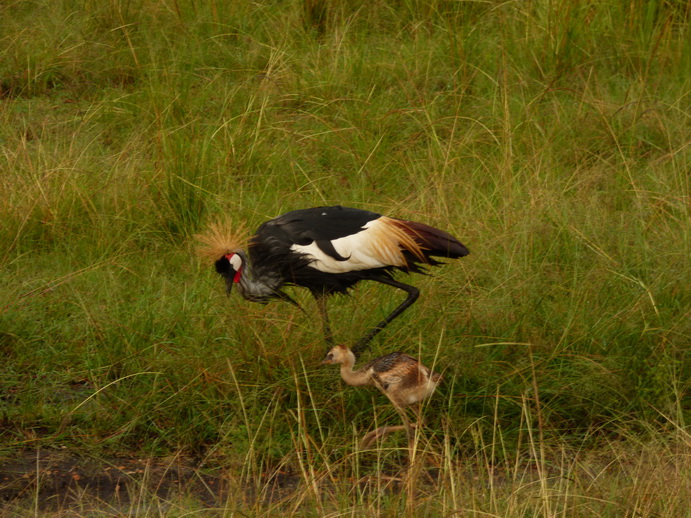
[[322, 345, 441, 407], [322, 344, 441, 449]]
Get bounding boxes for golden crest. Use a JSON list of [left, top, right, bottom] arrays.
[[194, 219, 249, 262]]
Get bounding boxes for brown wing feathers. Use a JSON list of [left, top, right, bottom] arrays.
[[382, 218, 469, 266]]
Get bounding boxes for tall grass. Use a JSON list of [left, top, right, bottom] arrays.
[[1, 0, 689, 514]]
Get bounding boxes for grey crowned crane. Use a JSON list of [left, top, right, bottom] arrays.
[[322, 344, 441, 449], [197, 205, 469, 353]]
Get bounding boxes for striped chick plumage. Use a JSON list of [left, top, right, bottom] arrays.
[[322, 345, 441, 408]]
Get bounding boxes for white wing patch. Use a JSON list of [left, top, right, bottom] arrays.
[[290, 217, 424, 274]]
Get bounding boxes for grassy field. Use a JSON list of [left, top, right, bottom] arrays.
[[1, 0, 690, 515]]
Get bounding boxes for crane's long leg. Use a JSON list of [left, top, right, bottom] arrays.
[[313, 293, 335, 350], [352, 278, 420, 354]]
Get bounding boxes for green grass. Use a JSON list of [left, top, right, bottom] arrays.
[[1, 0, 690, 515]]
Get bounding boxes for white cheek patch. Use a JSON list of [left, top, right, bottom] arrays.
[[229, 254, 243, 271]]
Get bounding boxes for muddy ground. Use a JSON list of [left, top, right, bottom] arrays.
[[0, 449, 301, 514]]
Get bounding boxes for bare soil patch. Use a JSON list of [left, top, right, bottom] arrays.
[[0, 449, 234, 513]]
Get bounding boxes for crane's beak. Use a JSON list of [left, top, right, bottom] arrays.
[[224, 276, 234, 295]]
